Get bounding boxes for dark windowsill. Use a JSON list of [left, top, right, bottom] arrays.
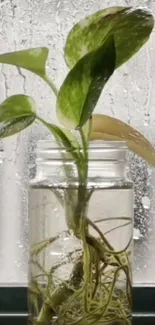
[[0, 286, 154, 324]]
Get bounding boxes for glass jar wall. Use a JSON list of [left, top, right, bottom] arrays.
[[29, 140, 133, 325]]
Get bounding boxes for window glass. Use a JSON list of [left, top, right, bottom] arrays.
[[0, 0, 154, 284]]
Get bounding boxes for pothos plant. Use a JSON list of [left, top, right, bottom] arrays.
[[0, 6, 155, 325]]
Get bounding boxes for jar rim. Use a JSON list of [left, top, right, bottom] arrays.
[[37, 139, 128, 150], [36, 139, 128, 162]]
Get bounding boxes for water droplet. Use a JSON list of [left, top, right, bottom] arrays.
[[142, 196, 150, 210], [133, 228, 143, 240], [16, 240, 23, 249], [84, 4, 89, 10], [21, 39, 26, 45], [144, 113, 150, 126], [50, 252, 64, 256], [63, 237, 69, 241]]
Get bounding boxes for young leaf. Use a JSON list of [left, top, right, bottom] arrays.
[[0, 95, 36, 137], [64, 6, 154, 69], [90, 114, 155, 166], [0, 48, 48, 80], [57, 36, 116, 129]]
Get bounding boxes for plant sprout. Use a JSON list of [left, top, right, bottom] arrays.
[[0, 6, 154, 325]]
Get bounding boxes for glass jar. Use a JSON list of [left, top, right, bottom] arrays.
[[29, 140, 133, 325]]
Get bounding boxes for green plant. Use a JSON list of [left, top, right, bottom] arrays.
[[0, 6, 155, 325]]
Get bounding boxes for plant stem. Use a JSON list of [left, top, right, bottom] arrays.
[[86, 218, 132, 299], [37, 303, 54, 324], [87, 218, 132, 256], [79, 127, 88, 180], [43, 74, 58, 97], [35, 259, 83, 324]]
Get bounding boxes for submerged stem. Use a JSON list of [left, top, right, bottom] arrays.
[[87, 217, 132, 256]]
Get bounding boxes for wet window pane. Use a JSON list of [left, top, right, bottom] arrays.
[[0, 0, 154, 285]]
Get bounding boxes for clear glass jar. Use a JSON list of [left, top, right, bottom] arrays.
[[29, 140, 133, 325]]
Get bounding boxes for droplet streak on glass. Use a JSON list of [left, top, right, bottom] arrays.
[[142, 196, 151, 210]]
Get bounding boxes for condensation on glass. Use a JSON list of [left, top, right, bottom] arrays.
[[0, 0, 154, 284], [29, 140, 133, 325]]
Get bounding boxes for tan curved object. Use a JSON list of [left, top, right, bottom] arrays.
[[90, 114, 155, 166]]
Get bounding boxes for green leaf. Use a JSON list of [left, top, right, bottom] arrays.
[[90, 114, 155, 166], [0, 48, 59, 96], [65, 6, 154, 69], [57, 36, 116, 129], [0, 47, 48, 80], [0, 95, 36, 137], [82, 118, 92, 142]]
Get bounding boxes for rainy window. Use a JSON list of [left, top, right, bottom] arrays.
[[0, 0, 154, 285]]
